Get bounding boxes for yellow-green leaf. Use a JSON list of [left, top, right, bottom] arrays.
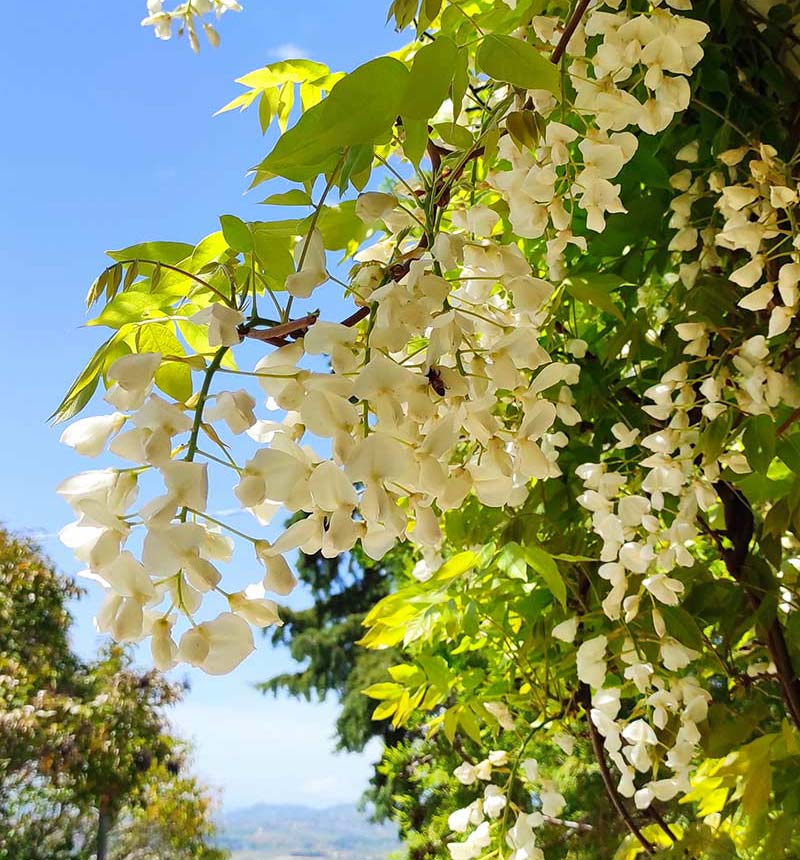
[[476, 34, 560, 98]]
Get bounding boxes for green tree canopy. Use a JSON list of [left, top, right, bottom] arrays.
[[0, 527, 226, 860]]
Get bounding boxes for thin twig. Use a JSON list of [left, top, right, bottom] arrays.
[[715, 480, 800, 729], [542, 814, 593, 833], [116, 259, 234, 306], [243, 304, 371, 348], [551, 0, 592, 64], [578, 684, 655, 856], [647, 807, 678, 843], [777, 406, 800, 436]]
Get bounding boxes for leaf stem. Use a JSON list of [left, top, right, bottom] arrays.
[[116, 259, 234, 307]]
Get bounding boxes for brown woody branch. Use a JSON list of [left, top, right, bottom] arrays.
[[242, 304, 371, 347], [551, 0, 592, 64], [776, 406, 800, 436], [242, 312, 320, 346], [578, 684, 655, 856], [715, 480, 800, 729]]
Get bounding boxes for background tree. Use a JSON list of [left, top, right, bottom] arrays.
[[0, 526, 227, 860]]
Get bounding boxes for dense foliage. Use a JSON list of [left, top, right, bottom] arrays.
[[56, 0, 800, 858], [0, 527, 225, 860]]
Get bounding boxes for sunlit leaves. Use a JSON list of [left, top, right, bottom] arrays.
[[399, 36, 458, 120], [216, 59, 333, 136], [136, 323, 193, 402], [50, 332, 129, 423], [106, 241, 194, 268], [476, 34, 560, 97], [219, 214, 253, 253], [257, 57, 409, 182]]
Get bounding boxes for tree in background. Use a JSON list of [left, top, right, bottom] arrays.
[[0, 527, 226, 860], [55, 0, 800, 858]]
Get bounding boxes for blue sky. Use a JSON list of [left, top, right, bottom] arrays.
[[0, 1, 406, 811]]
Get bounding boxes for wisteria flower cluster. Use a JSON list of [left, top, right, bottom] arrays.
[[59, 0, 800, 855]]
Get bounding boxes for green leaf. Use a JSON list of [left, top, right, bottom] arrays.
[[402, 117, 428, 166], [459, 706, 483, 744], [698, 411, 732, 464], [260, 57, 409, 181], [506, 110, 543, 150], [372, 700, 398, 720], [462, 601, 480, 637], [362, 682, 403, 700], [524, 546, 566, 607], [258, 88, 279, 133], [339, 144, 375, 193], [443, 705, 460, 743], [702, 704, 761, 757], [476, 34, 560, 98], [260, 189, 313, 207], [777, 433, 800, 474], [496, 542, 528, 580], [106, 241, 194, 266], [137, 323, 192, 402], [314, 200, 368, 252], [123, 260, 139, 290], [219, 214, 253, 253], [388, 663, 426, 685], [434, 122, 473, 149], [389, 0, 418, 29], [215, 89, 259, 116], [87, 293, 168, 329], [251, 231, 295, 290], [418, 655, 450, 690], [256, 100, 343, 183], [743, 414, 776, 474], [320, 56, 409, 145], [659, 605, 705, 651], [564, 274, 625, 321], [399, 36, 458, 120], [51, 332, 128, 423], [236, 59, 331, 90], [436, 551, 479, 580], [450, 47, 469, 118], [741, 741, 773, 818]]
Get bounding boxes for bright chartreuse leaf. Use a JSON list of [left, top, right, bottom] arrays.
[[435, 551, 479, 581], [87, 293, 170, 330], [219, 214, 253, 253], [260, 189, 313, 207], [313, 201, 368, 252], [106, 241, 194, 266], [136, 322, 192, 402], [50, 332, 130, 423], [258, 56, 409, 182], [234, 59, 330, 91]]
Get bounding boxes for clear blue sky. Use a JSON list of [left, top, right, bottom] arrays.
[[0, 1, 405, 810]]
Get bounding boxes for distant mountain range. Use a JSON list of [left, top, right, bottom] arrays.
[[219, 803, 402, 860]]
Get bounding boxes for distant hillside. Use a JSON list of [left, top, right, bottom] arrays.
[[219, 803, 402, 860]]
